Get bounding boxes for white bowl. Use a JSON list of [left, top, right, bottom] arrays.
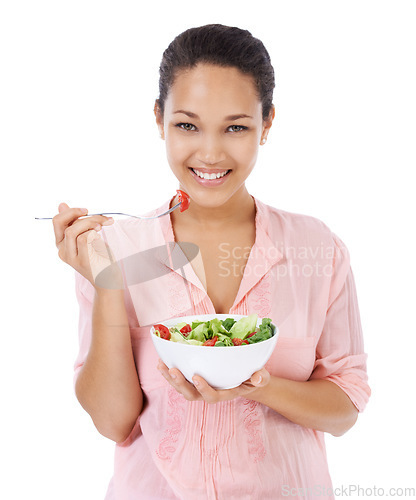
[[150, 313, 279, 390]]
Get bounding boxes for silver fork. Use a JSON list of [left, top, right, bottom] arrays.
[[34, 201, 182, 220]]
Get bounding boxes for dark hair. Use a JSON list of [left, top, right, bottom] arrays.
[[157, 24, 275, 121]]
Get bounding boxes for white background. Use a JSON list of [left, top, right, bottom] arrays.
[[1, 1, 415, 498]]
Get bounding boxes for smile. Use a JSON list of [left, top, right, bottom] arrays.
[[190, 168, 231, 180]]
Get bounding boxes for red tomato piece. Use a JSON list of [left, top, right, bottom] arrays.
[[154, 324, 170, 341], [247, 332, 256, 338], [203, 335, 218, 346], [232, 338, 243, 346], [176, 189, 190, 212], [180, 324, 192, 336], [242, 339, 250, 344]]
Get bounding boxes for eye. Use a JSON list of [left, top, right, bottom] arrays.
[[228, 125, 248, 133], [176, 122, 197, 131]]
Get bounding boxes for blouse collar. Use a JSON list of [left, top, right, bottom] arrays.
[[154, 194, 283, 311]]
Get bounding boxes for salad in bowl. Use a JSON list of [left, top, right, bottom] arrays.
[[153, 314, 274, 347], [150, 313, 279, 389]]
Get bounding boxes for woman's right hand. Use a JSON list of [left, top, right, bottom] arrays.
[[53, 202, 123, 289]]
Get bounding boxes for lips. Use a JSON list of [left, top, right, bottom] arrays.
[[188, 167, 231, 187], [189, 167, 231, 180]]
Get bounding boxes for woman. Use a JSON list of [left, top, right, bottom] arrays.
[[53, 24, 370, 500]]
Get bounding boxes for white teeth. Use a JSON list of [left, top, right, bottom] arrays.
[[193, 169, 229, 180]]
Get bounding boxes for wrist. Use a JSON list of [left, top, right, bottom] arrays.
[[92, 264, 125, 292], [249, 374, 277, 405], [93, 286, 125, 301]]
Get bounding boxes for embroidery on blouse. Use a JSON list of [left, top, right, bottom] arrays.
[[241, 399, 266, 463], [249, 272, 272, 318], [232, 292, 267, 464], [156, 386, 186, 461], [167, 270, 192, 317], [167, 266, 207, 316]]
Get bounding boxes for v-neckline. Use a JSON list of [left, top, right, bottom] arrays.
[[157, 194, 283, 314]]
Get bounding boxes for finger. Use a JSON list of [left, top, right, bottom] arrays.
[[250, 367, 270, 387], [157, 362, 180, 387], [58, 202, 69, 213], [53, 204, 112, 247], [157, 359, 171, 380], [78, 225, 109, 259], [53, 205, 88, 246], [157, 361, 201, 400], [192, 376, 221, 403], [169, 368, 202, 400], [63, 215, 114, 260], [78, 229, 101, 267], [192, 376, 250, 402]]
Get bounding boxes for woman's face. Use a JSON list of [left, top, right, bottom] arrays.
[[155, 63, 274, 209]]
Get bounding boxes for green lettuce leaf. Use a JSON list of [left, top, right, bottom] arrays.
[[186, 339, 204, 346], [187, 322, 207, 342], [215, 333, 234, 346], [170, 329, 189, 344], [175, 322, 188, 331], [246, 317, 273, 344], [191, 321, 205, 329], [221, 318, 236, 331], [230, 313, 258, 339], [210, 318, 231, 337]]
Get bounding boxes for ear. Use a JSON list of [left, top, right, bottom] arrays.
[[260, 104, 275, 145], [154, 99, 165, 140]]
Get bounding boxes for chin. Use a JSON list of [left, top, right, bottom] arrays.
[[189, 188, 238, 209]]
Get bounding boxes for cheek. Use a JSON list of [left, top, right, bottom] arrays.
[[165, 136, 190, 165], [230, 139, 259, 167]]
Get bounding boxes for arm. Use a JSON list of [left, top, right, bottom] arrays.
[[75, 288, 143, 443], [158, 362, 357, 437], [249, 375, 358, 437], [247, 236, 367, 436], [249, 234, 369, 435]]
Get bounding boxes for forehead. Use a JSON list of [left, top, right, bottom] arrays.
[[165, 63, 261, 117]]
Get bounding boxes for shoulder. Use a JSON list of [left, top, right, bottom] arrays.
[[257, 198, 332, 240], [256, 198, 350, 261]]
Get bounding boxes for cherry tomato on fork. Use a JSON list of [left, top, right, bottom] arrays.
[[176, 190, 190, 212], [154, 324, 170, 340]]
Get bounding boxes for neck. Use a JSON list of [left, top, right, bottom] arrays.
[[170, 185, 256, 230]]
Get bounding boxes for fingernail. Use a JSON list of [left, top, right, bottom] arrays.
[[102, 218, 114, 225], [169, 372, 176, 380], [81, 208, 88, 214], [254, 375, 262, 384], [94, 224, 101, 231], [193, 378, 199, 386]]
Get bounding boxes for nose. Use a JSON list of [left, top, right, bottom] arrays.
[[194, 134, 226, 165]]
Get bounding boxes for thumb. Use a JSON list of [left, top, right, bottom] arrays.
[[58, 202, 69, 213], [250, 368, 270, 387]]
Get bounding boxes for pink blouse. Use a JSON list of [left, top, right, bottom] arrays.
[[74, 195, 370, 500]]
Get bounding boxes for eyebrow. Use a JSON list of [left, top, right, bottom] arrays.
[[173, 110, 253, 121]]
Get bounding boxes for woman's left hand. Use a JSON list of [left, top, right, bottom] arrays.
[[157, 359, 270, 403]]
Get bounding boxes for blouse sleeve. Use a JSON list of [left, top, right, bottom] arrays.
[[309, 233, 371, 412]]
